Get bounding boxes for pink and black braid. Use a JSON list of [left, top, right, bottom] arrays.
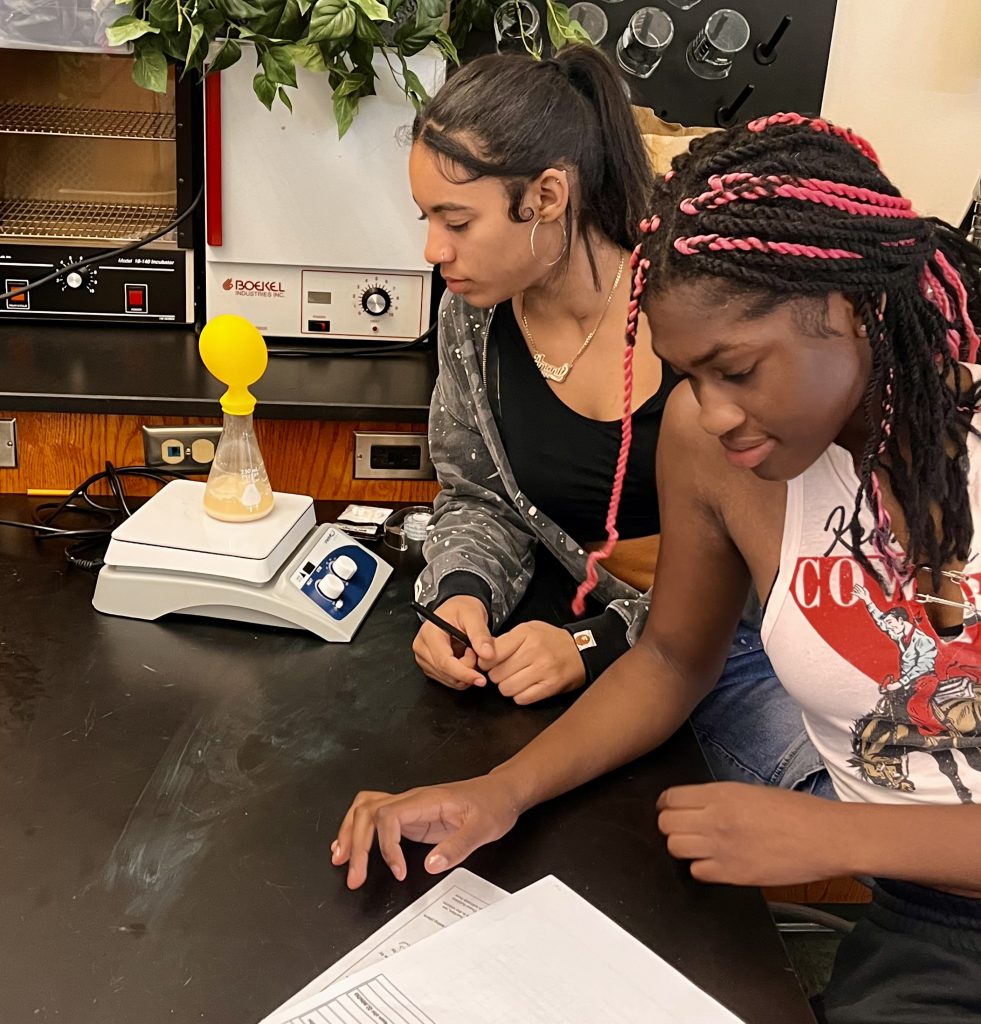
[[572, 218, 657, 614], [636, 112, 981, 589]]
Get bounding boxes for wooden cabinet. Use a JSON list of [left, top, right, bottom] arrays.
[[0, 410, 439, 503]]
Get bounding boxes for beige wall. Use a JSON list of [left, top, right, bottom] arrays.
[[822, 0, 981, 224]]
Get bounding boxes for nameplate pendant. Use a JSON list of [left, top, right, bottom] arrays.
[[533, 353, 571, 383]]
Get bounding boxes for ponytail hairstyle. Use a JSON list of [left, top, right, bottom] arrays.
[[576, 112, 981, 609], [411, 45, 654, 287]]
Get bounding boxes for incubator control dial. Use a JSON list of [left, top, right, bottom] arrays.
[[361, 287, 391, 316], [57, 258, 97, 294]]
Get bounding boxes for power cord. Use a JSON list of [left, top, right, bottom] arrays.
[[0, 462, 183, 571], [767, 902, 857, 934], [0, 185, 204, 303], [267, 319, 437, 357]]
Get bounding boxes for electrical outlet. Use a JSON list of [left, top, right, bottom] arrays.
[[0, 418, 16, 469], [353, 431, 434, 480], [142, 425, 222, 473]]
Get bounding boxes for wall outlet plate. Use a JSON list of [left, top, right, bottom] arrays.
[[0, 418, 16, 468], [143, 425, 223, 473], [353, 431, 434, 480]]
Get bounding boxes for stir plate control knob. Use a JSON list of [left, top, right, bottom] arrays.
[[332, 555, 358, 580], [317, 574, 345, 601]]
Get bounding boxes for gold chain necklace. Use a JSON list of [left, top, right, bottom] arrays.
[[520, 253, 626, 384]]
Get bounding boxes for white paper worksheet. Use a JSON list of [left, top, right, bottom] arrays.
[[261, 875, 745, 1024], [265, 869, 508, 1020]]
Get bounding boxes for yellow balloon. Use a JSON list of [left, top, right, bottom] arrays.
[[198, 314, 268, 415]]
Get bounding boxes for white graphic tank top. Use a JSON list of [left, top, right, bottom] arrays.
[[762, 367, 981, 805]]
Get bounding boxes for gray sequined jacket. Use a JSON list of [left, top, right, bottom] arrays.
[[414, 291, 650, 662]]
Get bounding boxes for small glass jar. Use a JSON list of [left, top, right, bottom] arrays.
[[685, 8, 751, 80], [569, 2, 608, 43], [617, 7, 674, 79], [493, 0, 542, 55]]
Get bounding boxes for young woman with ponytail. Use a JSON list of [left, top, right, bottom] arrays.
[[335, 110, 981, 1022], [408, 46, 824, 798]]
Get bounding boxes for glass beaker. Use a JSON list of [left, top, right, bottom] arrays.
[[493, 0, 542, 55], [569, 2, 608, 43], [203, 412, 274, 522], [664, 0, 701, 8], [685, 8, 750, 80], [616, 7, 674, 79]]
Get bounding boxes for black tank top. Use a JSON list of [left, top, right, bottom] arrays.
[[495, 300, 675, 543]]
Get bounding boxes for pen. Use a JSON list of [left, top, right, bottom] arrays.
[[410, 600, 473, 648]]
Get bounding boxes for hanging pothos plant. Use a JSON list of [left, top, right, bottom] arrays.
[[108, 0, 590, 137]]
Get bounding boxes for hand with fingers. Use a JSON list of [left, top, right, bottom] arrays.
[[412, 596, 496, 691], [331, 775, 522, 889], [480, 620, 586, 704], [656, 782, 846, 887]]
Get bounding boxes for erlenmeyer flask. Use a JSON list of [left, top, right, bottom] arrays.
[[198, 314, 275, 522], [203, 411, 274, 522]]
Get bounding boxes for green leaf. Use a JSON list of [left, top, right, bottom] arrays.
[[414, 0, 446, 23], [401, 65, 429, 104], [434, 27, 459, 65], [253, 70, 278, 108], [159, 25, 191, 59], [353, 10, 384, 43], [394, 16, 439, 55], [106, 15, 159, 46], [348, 33, 378, 70], [332, 89, 357, 138], [185, 22, 208, 65], [546, 0, 592, 50], [146, 0, 178, 31], [334, 71, 367, 96], [208, 37, 243, 72], [278, 86, 294, 111], [297, 0, 315, 12], [217, 0, 266, 17], [348, 0, 391, 21], [286, 41, 328, 70], [250, 0, 305, 41], [260, 45, 298, 85], [132, 36, 169, 91], [307, 0, 357, 41]]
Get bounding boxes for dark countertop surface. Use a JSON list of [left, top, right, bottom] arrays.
[[0, 323, 437, 420], [0, 495, 814, 1024]]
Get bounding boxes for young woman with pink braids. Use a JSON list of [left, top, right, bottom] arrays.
[[333, 109, 981, 1021]]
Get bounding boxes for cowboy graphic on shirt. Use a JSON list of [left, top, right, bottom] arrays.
[[852, 583, 943, 736]]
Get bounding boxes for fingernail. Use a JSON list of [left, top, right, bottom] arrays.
[[394, 863, 406, 881], [330, 840, 338, 854], [473, 677, 486, 687], [426, 853, 447, 872]]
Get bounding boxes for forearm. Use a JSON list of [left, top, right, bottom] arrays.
[[835, 802, 981, 895], [491, 639, 714, 813]]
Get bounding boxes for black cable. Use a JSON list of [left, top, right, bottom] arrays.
[[267, 319, 437, 358], [767, 902, 856, 934], [1, 463, 184, 571], [0, 185, 204, 303]]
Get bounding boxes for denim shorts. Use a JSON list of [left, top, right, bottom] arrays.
[[689, 622, 836, 797]]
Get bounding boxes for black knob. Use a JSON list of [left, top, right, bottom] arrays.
[[361, 287, 391, 316]]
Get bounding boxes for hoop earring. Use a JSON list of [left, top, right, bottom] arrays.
[[530, 217, 567, 267]]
